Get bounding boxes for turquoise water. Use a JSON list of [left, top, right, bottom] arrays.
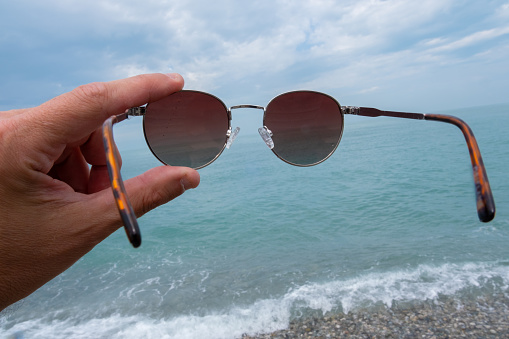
[[1, 104, 508, 338]]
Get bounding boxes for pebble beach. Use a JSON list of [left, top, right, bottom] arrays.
[[242, 294, 509, 338]]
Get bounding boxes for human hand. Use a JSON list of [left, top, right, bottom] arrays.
[[0, 73, 200, 311]]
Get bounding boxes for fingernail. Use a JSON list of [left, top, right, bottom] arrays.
[[166, 73, 183, 81], [180, 178, 193, 192]]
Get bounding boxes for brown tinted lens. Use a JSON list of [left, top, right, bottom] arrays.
[[143, 91, 230, 169], [264, 91, 343, 166]]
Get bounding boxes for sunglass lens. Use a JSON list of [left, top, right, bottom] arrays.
[[143, 91, 230, 169], [264, 91, 343, 166]]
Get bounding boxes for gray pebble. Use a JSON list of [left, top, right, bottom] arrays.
[[240, 294, 509, 338]]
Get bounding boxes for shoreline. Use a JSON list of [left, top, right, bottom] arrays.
[[241, 294, 509, 338]]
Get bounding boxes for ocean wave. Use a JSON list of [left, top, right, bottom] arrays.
[[3, 261, 509, 339]]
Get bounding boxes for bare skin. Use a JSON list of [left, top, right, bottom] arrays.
[[0, 73, 200, 311]]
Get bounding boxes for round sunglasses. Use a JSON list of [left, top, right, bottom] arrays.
[[103, 90, 496, 247], [142, 90, 344, 169]]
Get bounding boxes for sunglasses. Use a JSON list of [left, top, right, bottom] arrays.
[[102, 90, 496, 247]]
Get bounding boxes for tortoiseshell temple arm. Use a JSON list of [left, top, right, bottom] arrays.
[[102, 113, 142, 248], [343, 107, 495, 222], [424, 114, 495, 223]]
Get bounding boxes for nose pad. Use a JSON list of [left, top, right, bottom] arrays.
[[258, 126, 274, 149], [226, 127, 240, 149]]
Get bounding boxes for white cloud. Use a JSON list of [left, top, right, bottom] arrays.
[[108, 0, 462, 93], [497, 2, 509, 17], [428, 26, 509, 53], [1, 0, 509, 111], [305, 0, 452, 56]]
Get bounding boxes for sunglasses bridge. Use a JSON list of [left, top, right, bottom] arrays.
[[226, 104, 275, 150]]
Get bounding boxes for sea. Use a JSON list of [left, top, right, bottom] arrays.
[[1, 103, 508, 338]]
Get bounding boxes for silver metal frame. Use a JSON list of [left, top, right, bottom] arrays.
[[127, 90, 346, 168]]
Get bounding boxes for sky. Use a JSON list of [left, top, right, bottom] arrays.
[[1, 0, 508, 115]]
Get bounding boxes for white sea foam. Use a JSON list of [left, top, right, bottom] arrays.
[[3, 261, 508, 339]]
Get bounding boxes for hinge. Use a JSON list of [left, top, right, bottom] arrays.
[[341, 106, 360, 115], [127, 106, 146, 116]]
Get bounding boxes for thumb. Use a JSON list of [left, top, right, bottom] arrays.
[[61, 166, 199, 248], [123, 166, 200, 217]]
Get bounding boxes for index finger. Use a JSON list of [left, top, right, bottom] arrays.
[[24, 73, 184, 146]]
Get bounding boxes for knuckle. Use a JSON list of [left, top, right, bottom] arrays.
[[72, 82, 110, 110], [136, 181, 183, 217], [139, 190, 164, 216], [135, 178, 168, 216]]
